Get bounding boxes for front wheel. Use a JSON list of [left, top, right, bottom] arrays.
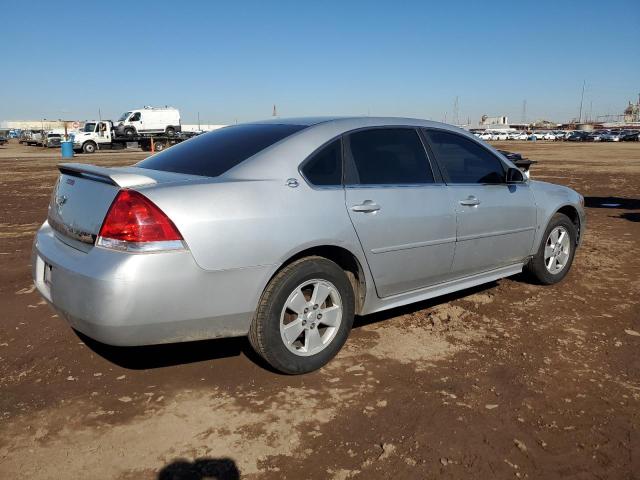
[[525, 213, 577, 285], [249, 257, 355, 374], [82, 141, 97, 154]]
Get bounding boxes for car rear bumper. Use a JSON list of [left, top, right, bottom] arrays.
[[32, 222, 274, 346]]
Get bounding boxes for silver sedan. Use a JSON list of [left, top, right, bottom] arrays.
[[32, 117, 586, 373]]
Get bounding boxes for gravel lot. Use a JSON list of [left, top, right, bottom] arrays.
[[0, 139, 638, 479]]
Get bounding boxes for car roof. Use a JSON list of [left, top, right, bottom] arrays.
[[225, 116, 514, 179], [246, 116, 458, 131]]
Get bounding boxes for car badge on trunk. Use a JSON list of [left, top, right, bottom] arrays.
[[55, 195, 68, 214]]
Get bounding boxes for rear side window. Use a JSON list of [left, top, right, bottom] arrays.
[[301, 139, 342, 186], [136, 124, 307, 177], [345, 128, 434, 185], [424, 130, 505, 184]]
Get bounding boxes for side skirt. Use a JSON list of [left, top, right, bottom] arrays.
[[364, 263, 524, 315]]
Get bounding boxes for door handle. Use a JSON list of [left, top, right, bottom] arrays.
[[351, 201, 381, 213], [459, 196, 480, 206]]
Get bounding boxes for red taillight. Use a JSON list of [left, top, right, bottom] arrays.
[[98, 190, 183, 243]]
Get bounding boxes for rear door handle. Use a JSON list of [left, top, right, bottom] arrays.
[[351, 201, 381, 213], [459, 196, 480, 206]]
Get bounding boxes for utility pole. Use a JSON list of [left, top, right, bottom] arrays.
[[578, 80, 586, 123], [453, 96, 459, 126], [272, 104, 277, 117], [521, 100, 527, 124], [197, 112, 201, 131]]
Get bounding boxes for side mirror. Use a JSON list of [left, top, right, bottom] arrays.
[[506, 167, 525, 183]]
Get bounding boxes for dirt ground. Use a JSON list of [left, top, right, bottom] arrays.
[[0, 139, 638, 480]]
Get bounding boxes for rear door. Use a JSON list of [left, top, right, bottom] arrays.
[[344, 127, 456, 298], [423, 129, 536, 277]]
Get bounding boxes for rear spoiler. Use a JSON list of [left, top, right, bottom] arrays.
[[58, 163, 157, 188]]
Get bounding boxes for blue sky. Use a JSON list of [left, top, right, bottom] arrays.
[[1, 0, 638, 124]]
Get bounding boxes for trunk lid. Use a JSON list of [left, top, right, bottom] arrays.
[[47, 163, 199, 250]]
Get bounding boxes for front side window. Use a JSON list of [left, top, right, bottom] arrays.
[[424, 130, 505, 184], [301, 139, 342, 186], [129, 112, 141, 122], [345, 128, 434, 185], [137, 123, 307, 178]]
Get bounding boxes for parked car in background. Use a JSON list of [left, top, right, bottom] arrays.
[[491, 131, 509, 141], [552, 131, 568, 140], [567, 131, 590, 142], [32, 117, 586, 374], [586, 130, 608, 142], [620, 130, 640, 141], [479, 132, 493, 141], [0, 136, 7, 146], [509, 132, 529, 141], [43, 133, 63, 148], [600, 131, 623, 142], [530, 131, 549, 140]]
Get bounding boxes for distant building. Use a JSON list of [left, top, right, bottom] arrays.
[[623, 97, 640, 123], [0, 120, 78, 131], [480, 115, 508, 126]]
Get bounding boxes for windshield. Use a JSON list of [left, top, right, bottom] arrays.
[[118, 111, 132, 122], [83, 123, 96, 132]]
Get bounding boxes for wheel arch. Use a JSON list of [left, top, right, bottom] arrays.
[[82, 140, 97, 153], [554, 204, 581, 244], [268, 245, 368, 315]]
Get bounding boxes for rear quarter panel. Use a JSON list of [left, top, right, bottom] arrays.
[[138, 179, 364, 273]]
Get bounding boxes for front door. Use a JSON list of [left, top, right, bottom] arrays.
[[129, 112, 143, 133], [423, 129, 536, 277], [344, 128, 457, 298]]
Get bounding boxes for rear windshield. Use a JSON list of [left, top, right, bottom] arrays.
[[136, 123, 307, 177]]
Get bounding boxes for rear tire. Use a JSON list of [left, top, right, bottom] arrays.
[[249, 256, 355, 374], [166, 126, 176, 137], [525, 213, 577, 285], [82, 141, 97, 154]]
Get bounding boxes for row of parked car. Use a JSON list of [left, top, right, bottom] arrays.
[[473, 129, 640, 142]]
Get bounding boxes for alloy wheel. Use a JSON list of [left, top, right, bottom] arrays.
[[279, 279, 343, 356], [544, 226, 571, 274]]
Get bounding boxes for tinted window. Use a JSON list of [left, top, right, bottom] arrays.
[[137, 123, 307, 177], [302, 139, 342, 186], [345, 128, 434, 185], [424, 130, 505, 184]]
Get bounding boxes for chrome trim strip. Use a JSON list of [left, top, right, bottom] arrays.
[[96, 237, 187, 253], [371, 236, 456, 254], [457, 226, 535, 242]]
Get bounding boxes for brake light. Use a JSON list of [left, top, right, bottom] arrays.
[[97, 190, 185, 252]]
